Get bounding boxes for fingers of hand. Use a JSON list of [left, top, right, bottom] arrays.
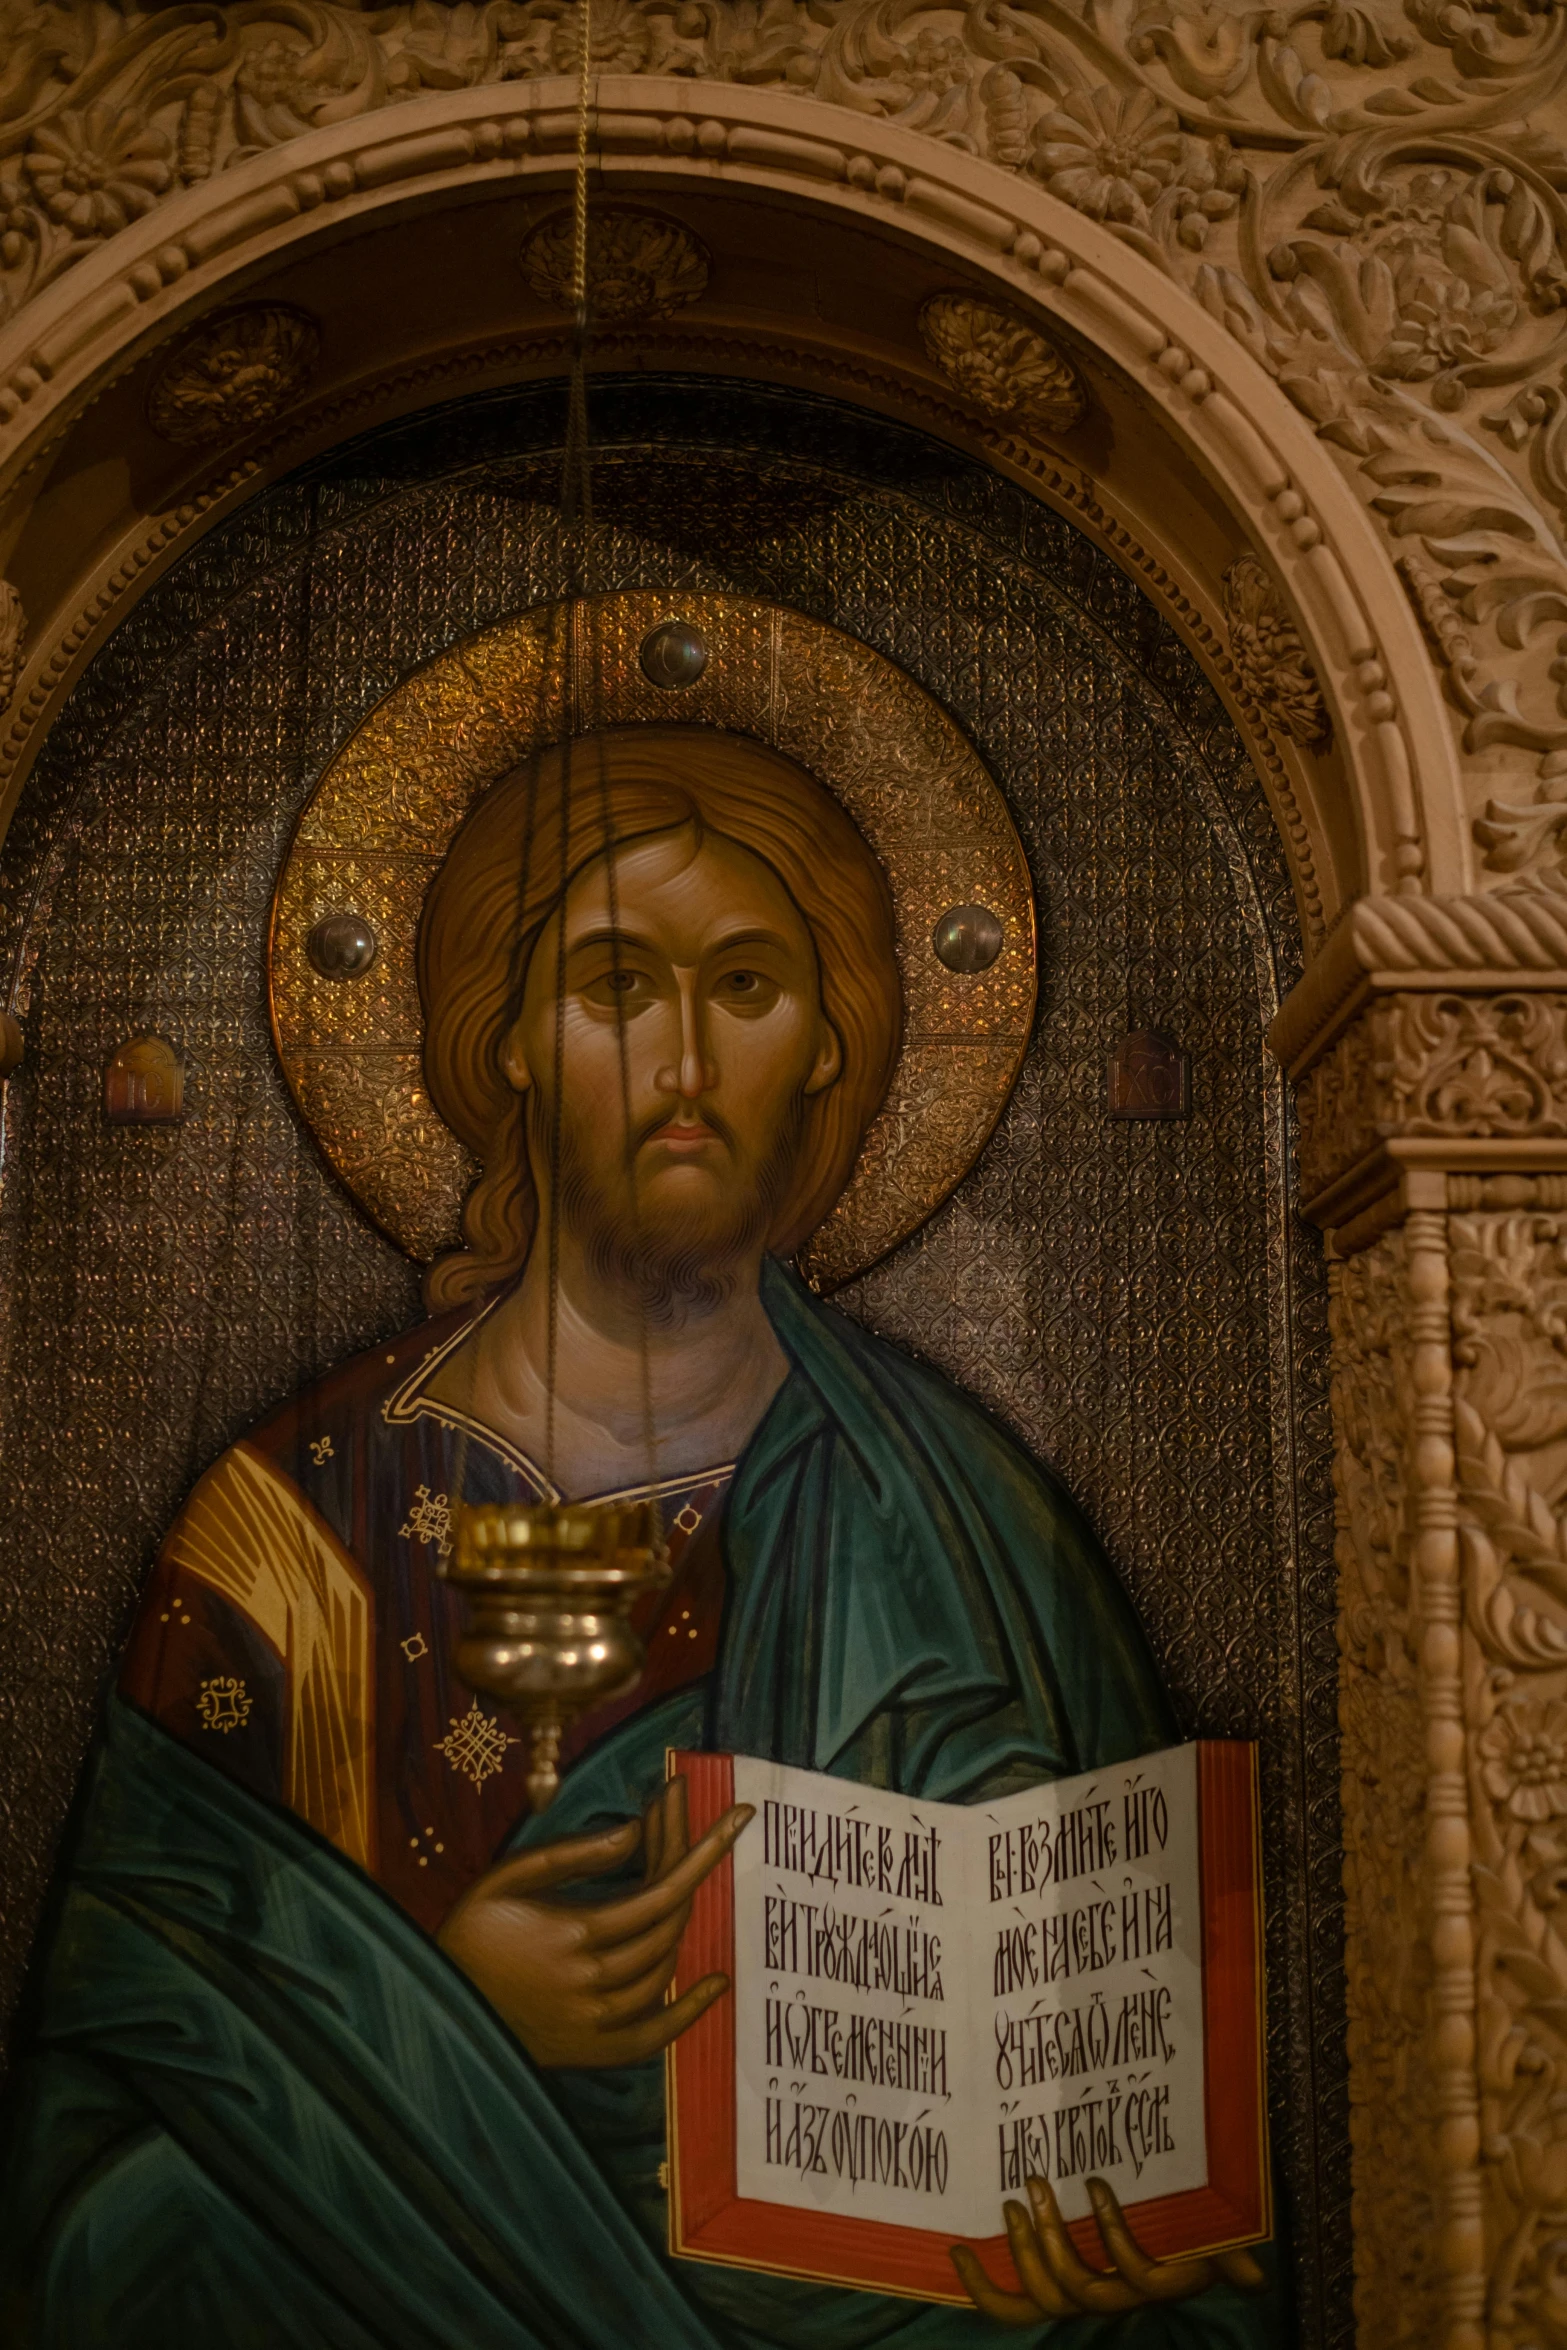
[[948, 2245, 1042, 2330], [659, 1776, 691, 1877], [642, 1789, 665, 1887], [643, 1777, 689, 1886], [586, 1804, 753, 1946], [488, 1818, 641, 1898], [441, 1885, 596, 1992], [1002, 2199, 1076, 2317], [1023, 2177, 1140, 2314], [1086, 2178, 1212, 2301], [1213, 2248, 1269, 2294], [584, 1945, 685, 2027], [593, 1970, 730, 2065], [589, 1905, 689, 1990]]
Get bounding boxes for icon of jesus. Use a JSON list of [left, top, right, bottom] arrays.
[[0, 729, 1275, 2343]]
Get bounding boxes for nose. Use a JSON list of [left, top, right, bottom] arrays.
[[655, 968, 717, 1102]]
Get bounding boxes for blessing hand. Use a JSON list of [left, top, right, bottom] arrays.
[[951, 2175, 1267, 2324], [438, 1774, 752, 2068]]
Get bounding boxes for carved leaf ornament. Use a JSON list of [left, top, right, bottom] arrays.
[[3, 0, 1567, 868], [1331, 1233, 1439, 2338], [518, 206, 709, 321], [146, 304, 321, 448], [1222, 555, 1332, 748], [1448, 1212, 1567, 2347], [1296, 991, 1567, 1209], [919, 293, 1087, 436]]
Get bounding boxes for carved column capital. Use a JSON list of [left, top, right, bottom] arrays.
[[1300, 898, 1567, 2339], [1273, 890, 1567, 1249]]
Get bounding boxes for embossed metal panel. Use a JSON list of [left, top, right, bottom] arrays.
[[0, 378, 1342, 2345]]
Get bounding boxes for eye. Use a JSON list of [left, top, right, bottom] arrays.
[[581, 964, 654, 1011], [712, 967, 781, 1016]]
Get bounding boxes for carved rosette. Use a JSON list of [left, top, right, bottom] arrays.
[[517, 207, 709, 323], [918, 294, 1087, 438], [146, 304, 321, 448], [1222, 555, 1330, 749]]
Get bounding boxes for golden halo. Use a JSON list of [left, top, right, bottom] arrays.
[[267, 592, 1036, 1290]]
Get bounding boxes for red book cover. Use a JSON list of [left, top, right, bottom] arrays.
[[666, 1744, 1269, 2306]]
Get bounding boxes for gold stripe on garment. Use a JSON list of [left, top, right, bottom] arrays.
[[164, 1442, 375, 1870]]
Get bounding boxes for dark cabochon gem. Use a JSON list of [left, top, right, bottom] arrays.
[[307, 914, 379, 979], [932, 904, 1004, 974], [640, 620, 710, 690]]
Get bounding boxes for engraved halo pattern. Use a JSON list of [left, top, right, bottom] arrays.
[[266, 593, 1037, 1289]]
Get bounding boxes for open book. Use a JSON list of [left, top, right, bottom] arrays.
[[667, 1742, 1268, 2305]]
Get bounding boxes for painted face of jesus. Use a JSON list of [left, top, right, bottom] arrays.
[[502, 824, 843, 1314]]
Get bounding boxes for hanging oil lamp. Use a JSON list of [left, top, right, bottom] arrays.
[[436, 0, 673, 1813], [439, 1501, 669, 1811]]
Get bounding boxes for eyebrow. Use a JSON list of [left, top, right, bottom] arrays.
[[705, 927, 795, 956], [564, 925, 796, 958], [565, 925, 657, 959]]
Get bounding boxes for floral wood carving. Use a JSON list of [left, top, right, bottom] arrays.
[[517, 206, 709, 322], [1297, 993, 1567, 1204], [1, 3, 1566, 864], [1451, 1212, 1567, 2350], [918, 294, 1087, 437], [1222, 555, 1331, 749], [146, 304, 321, 449], [1332, 1231, 1444, 2345], [19, 102, 171, 243], [0, 583, 23, 711]]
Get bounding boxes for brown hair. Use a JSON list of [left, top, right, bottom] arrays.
[[419, 727, 902, 1308]]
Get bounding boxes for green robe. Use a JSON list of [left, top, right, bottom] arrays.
[[0, 1264, 1280, 2346]]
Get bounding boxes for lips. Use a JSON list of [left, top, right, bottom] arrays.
[[649, 1121, 721, 1150]]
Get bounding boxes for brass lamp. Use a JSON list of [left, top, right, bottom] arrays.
[[439, 1500, 670, 1810]]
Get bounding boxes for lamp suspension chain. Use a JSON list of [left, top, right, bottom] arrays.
[[438, 0, 670, 1817]]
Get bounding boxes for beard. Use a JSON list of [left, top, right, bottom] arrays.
[[531, 1090, 805, 1327]]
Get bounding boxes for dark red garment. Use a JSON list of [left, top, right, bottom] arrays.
[[121, 1309, 732, 1936]]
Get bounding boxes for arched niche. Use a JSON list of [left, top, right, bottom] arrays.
[[0, 366, 1344, 2338]]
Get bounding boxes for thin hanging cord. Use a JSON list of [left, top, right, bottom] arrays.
[[448, 598, 566, 1536], [543, 0, 593, 1494], [544, 638, 575, 1487], [547, 0, 660, 1513], [454, 0, 593, 1505], [456, 0, 659, 1511], [561, 0, 594, 578], [587, 626, 662, 1528]]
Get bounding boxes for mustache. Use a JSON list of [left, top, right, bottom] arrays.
[[627, 1100, 739, 1157]]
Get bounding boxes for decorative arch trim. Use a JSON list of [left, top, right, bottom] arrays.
[[0, 74, 1464, 921]]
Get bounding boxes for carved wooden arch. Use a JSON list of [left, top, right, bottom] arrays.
[[0, 74, 1465, 935], [10, 75, 1567, 2350]]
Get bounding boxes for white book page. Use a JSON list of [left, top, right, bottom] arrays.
[[979, 1745, 1208, 2227], [727, 1745, 1211, 2243], [730, 1756, 989, 2234]]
